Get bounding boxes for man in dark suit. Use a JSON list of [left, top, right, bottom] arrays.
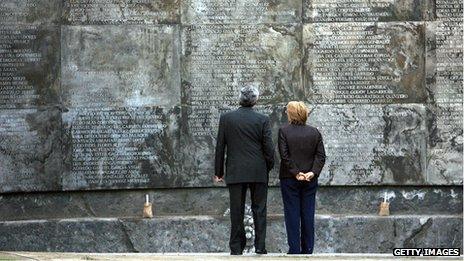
[[214, 86, 275, 255]]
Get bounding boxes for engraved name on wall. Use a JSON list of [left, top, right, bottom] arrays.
[[63, 0, 179, 24]]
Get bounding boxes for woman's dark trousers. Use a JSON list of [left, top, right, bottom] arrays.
[[280, 178, 317, 254]]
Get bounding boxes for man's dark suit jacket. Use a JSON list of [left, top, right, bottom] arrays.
[[278, 123, 326, 180], [215, 107, 275, 184]]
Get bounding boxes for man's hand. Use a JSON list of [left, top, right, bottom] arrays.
[[213, 176, 224, 183]]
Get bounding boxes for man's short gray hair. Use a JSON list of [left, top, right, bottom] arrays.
[[239, 86, 259, 107]]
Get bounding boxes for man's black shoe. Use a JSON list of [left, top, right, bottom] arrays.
[[255, 249, 268, 254], [230, 252, 243, 255]]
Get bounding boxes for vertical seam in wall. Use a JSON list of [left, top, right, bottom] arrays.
[[300, 0, 305, 100], [423, 16, 429, 184], [59, 1, 65, 190]]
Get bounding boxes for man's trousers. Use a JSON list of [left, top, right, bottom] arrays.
[[228, 182, 268, 253]]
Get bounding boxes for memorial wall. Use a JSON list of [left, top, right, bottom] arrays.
[[0, 0, 462, 193]]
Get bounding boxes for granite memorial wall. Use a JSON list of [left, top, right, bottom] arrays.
[[0, 0, 462, 193]]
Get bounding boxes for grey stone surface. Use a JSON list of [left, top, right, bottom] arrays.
[[0, 24, 61, 109], [303, 22, 426, 104], [0, 215, 461, 253], [62, 106, 182, 190], [61, 25, 181, 108], [0, 218, 133, 252], [0, 186, 461, 220], [0, 0, 460, 192], [62, 0, 180, 25], [181, 0, 301, 24], [0, 108, 62, 193], [426, 103, 463, 184], [309, 104, 427, 185], [299, 215, 462, 253], [303, 0, 432, 23], [425, 0, 463, 185], [426, 21, 463, 105], [314, 186, 463, 216], [392, 216, 463, 249], [0, 0, 61, 25], [181, 24, 302, 107]]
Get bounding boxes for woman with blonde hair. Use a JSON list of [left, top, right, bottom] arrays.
[[278, 101, 326, 254]]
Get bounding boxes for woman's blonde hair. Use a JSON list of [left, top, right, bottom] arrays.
[[286, 101, 308, 125]]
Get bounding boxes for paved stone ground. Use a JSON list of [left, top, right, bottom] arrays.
[[0, 252, 462, 261]]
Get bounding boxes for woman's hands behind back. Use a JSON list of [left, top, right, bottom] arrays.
[[296, 172, 315, 182]]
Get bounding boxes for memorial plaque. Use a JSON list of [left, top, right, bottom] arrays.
[[0, 108, 62, 193], [62, 106, 181, 190], [0, 0, 61, 24], [304, 22, 426, 104], [0, 24, 60, 109], [425, 0, 463, 184], [0, 0, 461, 192], [61, 25, 181, 108], [181, 24, 302, 132], [309, 104, 427, 185], [304, 0, 430, 23], [63, 0, 179, 25], [181, 0, 301, 24]]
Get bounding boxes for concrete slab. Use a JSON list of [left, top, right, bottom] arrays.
[[0, 252, 462, 261]]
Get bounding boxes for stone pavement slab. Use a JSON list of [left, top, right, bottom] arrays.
[[1, 252, 463, 261]]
